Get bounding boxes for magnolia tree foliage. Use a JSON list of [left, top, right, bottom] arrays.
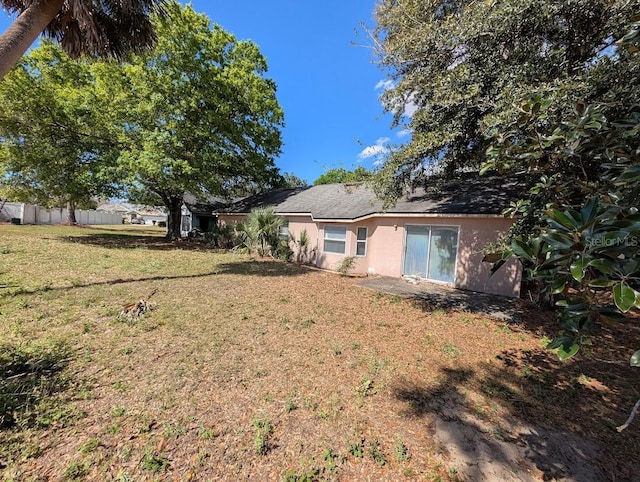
[[374, 1, 640, 368], [109, 1, 284, 238], [483, 21, 640, 366]]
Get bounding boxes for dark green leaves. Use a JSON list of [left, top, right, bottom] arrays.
[[631, 350, 640, 367], [613, 283, 638, 312]]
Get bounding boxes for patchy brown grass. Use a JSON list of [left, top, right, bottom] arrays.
[[0, 224, 638, 480]]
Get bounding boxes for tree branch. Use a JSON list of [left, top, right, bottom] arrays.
[[617, 398, 640, 433]]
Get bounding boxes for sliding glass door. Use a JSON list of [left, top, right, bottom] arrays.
[[403, 225, 458, 283]]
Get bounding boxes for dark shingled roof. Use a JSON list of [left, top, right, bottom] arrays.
[[218, 175, 524, 220], [183, 192, 228, 216]]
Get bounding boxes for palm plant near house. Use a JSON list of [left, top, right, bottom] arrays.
[[0, 0, 167, 79], [236, 207, 288, 258]]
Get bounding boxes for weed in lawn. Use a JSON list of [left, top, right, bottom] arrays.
[[441, 341, 460, 358], [79, 438, 100, 455], [196, 449, 209, 466], [20, 441, 42, 459], [355, 377, 375, 398], [112, 380, 126, 391], [120, 445, 133, 461], [299, 318, 315, 329], [198, 426, 216, 440], [252, 417, 274, 455], [282, 467, 320, 482], [368, 439, 386, 467], [64, 459, 89, 479], [163, 421, 188, 438], [331, 343, 342, 356], [369, 358, 387, 376], [107, 423, 121, 434], [141, 450, 170, 473], [116, 472, 132, 482], [394, 436, 410, 462], [111, 406, 128, 417], [284, 396, 298, 413], [347, 438, 364, 458], [322, 448, 339, 473]]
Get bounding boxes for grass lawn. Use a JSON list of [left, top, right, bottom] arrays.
[[0, 225, 638, 480]]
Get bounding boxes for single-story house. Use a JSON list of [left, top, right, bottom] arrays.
[[216, 176, 523, 298], [96, 202, 167, 225], [181, 193, 228, 236]]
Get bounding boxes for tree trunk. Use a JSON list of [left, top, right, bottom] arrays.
[[66, 200, 76, 224], [165, 196, 183, 240], [0, 0, 65, 80]]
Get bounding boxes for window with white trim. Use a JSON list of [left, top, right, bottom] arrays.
[[279, 221, 289, 239], [356, 227, 367, 256], [323, 225, 346, 254]]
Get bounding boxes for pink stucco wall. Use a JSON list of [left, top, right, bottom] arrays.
[[217, 214, 522, 298]]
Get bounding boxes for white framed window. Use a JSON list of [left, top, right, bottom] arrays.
[[323, 225, 346, 254], [356, 227, 367, 256], [279, 221, 289, 239]]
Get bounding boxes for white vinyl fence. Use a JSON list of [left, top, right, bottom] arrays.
[[0, 202, 122, 225]]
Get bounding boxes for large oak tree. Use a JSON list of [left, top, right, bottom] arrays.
[[107, 1, 284, 238], [372, 0, 639, 202]]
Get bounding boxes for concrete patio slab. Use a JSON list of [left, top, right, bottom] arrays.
[[358, 276, 520, 322]]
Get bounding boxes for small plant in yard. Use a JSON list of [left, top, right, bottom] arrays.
[[282, 467, 320, 482], [441, 341, 460, 358], [64, 459, 89, 479], [355, 377, 375, 397], [394, 436, 409, 462], [253, 417, 274, 455], [323, 448, 339, 473], [141, 450, 170, 473], [335, 256, 357, 276], [284, 396, 297, 413], [367, 439, 386, 467], [198, 425, 216, 440], [79, 438, 100, 454], [347, 438, 364, 458]]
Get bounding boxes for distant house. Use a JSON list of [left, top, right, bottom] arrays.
[[96, 202, 167, 225], [181, 193, 228, 236], [216, 176, 523, 298]]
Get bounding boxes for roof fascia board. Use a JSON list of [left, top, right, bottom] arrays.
[[218, 211, 506, 222]]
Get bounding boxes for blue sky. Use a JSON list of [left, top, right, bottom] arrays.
[[0, 1, 409, 184]]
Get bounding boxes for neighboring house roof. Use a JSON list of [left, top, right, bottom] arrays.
[[218, 175, 524, 221], [183, 192, 228, 216], [96, 202, 166, 216]]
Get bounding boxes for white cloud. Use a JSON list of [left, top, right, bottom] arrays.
[[358, 137, 390, 160], [375, 79, 394, 91], [403, 100, 418, 118], [397, 128, 412, 138]]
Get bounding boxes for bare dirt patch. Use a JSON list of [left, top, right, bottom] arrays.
[[1, 225, 638, 480]]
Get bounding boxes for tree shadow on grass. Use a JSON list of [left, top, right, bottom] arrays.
[[63, 233, 215, 251], [214, 260, 307, 277], [392, 345, 640, 480], [0, 270, 221, 299], [0, 341, 73, 430]]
